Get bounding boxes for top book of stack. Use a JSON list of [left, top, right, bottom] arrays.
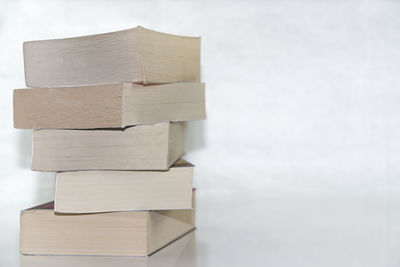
[[23, 26, 200, 87]]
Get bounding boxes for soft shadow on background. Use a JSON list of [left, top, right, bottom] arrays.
[[186, 121, 206, 153], [1, 0, 400, 266], [16, 131, 31, 168]]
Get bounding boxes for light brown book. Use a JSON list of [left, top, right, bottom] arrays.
[[24, 26, 200, 87], [20, 201, 195, 256], [32, 122, 186, 171], [14, 82, 206, 129], [55, 159, 194, 213], [21, 231, 197, 266]]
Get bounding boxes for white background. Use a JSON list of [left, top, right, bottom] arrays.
[[1, 0, 400, 266]]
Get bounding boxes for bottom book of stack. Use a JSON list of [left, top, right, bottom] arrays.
[[21, 231, 197, 267], [20, 196, 195, 256]]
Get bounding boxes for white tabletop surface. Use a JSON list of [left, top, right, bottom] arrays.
[[3, 190, 400, 267]]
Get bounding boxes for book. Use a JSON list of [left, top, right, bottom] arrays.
[[20, 201, 195, 256], [14, 82, 206, 129], [14, 82, 205, 129], [55, 159, 194, 213], [21, 231, 196, 266], [32, 122, 186, 171], [24, 26, 200, 87]]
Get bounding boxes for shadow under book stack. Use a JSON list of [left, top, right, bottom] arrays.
[[13, 26, 206, 256]]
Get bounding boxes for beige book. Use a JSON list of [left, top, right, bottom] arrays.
[[14, 82, 206, 129], [24, 26, 200, 87], [20, 200, 195, 256], [21, 231, 197, 266], [55, 159, 194, 213], [32, 122, 186, 171]]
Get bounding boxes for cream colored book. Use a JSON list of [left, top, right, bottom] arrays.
[[20, 200, 195, 256], [55, 159, 194, 213], [24, 26, 200, 87], [14, 82, 206, 129], [21, 231, 196, 266], [32, 122, 186, 171]]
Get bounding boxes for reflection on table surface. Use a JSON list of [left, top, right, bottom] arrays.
[[20, 231, 197, 267]]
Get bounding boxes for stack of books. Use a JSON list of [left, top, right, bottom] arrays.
[[14, 26, 206, 256]]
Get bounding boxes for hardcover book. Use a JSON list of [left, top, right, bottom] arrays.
[[55, 159, 194, 213], [20, 201, 195, 256], [24, 26, 200, 87], [21, 231, 196, 266], [14, 83, 206, 129], [32, 122, 186, 171]]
